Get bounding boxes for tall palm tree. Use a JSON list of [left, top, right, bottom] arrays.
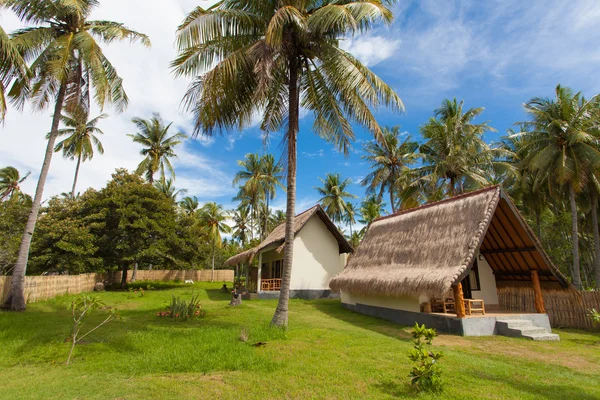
[[260, 154, 285, 239], [2, 0, 149, 311], [154, 178, 187, 201], [0, 23, 27, 122], [53, 106, 106, 197], [128, 113, 187, 184], [232, 205, 250, 247], [198, 202, 232, 282], [233, 153, 264, 237], [359, 194, 386, 228], [180, 196, 199, 215], [316, 173, 357, 224], [361, 126, 418, 213], [344, 201, 357, 237], [0, 166, 30, 201], [415, 98, 512, 198], [271, 209, 286, 230], [173, 0, 402, 326], [514, 85, 600, 289]]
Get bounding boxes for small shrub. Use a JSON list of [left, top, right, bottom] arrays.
[[67, 294, 120, 365], [408, 323, 443, 393], [589, 309, 600, 324], [156, 294, 205, 321]]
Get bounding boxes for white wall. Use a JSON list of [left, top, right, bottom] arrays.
[[471, 252, 499, 305], [289, 215, 346, 290], [341, 291, 421, 312]]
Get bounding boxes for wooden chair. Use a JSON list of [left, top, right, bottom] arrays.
[[467, 299, 485, 315]]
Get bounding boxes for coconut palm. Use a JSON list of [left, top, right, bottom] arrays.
[[154, 178, 187, 201], [359, 194, 386, 228], [344, 201, 358, 237], [180, 196, 199, 215], [271, 209, 286, 229], [52, 106, 106, 197], [0, 23, 27, 121], [513, 85, 600, 289], [260, 154, 285, 238], [316, 173, 357, 224], [0, 166, 30, 201], [415, 98, 512, 198], [232, 205, 250, 246], [128, 113, 186, 184], [198, 202, 232, 282], [233, 153, 264, 237], [173, 0, 402, 326], [361, 126, 418, 213], [1, 0, 149, 311]]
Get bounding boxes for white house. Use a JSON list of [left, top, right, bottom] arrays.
[[226, 205, 353, 299]]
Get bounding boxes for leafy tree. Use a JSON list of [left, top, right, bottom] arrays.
[[198, 202, 231, 282], [53, 106, 106, 198], [0, 166, 30, 201], [514, 85, 600, 289], [0, 196, 30, 274], [415, 98, 512, 197], [316, 173, 357, 224], [2, 0, 149, 310], [128, 113, 186, 183], [361, 126, 418, 212], [173, 0, 403, 326]]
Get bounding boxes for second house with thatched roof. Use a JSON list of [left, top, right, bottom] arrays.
[[227, 205, 353, 299], [330, 186, 569, 339]]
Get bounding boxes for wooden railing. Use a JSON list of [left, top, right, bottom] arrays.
[[261, 278, 281, 291]]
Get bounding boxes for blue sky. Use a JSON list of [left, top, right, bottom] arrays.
[[2, 0, 600, 217]]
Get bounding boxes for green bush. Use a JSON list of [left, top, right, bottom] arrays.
[[408, 323, 443, 393], [157, 294, 205, 321]]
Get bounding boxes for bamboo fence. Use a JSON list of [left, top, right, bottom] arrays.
[[107, 269, 233, 283], [497, 286, 600, 331]]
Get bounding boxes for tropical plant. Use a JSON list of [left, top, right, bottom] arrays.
[[128, 113, 187, 183], [180, 196, 199, 215], [0, 22, 27, 122], [232, 205, 250, 246], [359, 194, 386, 229], [344, 201, 358, 237], [67, 294, 120, 365], [158, 294, 204, 321], [362, 126, 418, 212], [259, 154, 285, 238], [173, 0, 403, 326], [316, 173, 357, 224], [513, 85, 600, 289], [408, 323, 443, 393], [154, 178, 187, 200], [1, 0, 149, 311], [52, 106, 106, 197], [415, 98, 513, 198], [0, 166, 30, 201], [198, 202, 231, 282]]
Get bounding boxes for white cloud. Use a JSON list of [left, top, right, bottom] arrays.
[[340, 35, 400, 67], [302, 149, 325, 158]]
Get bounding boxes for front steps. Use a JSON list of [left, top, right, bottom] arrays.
[[496, 317, 560, 341]]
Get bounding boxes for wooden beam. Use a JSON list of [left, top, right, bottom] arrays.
[[480, 247, 536, 255], [531, 270, 546, 313], [493, 271, 555, 277], [453, 284, 466, 318]]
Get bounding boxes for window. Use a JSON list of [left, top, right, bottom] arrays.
[[469, 261, 481, 291], [273, 260, 282, 279]]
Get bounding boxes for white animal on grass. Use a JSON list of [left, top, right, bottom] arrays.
[[184, 280, 194, 285]]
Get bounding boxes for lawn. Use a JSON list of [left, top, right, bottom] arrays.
[[1, 282, 599, 400]]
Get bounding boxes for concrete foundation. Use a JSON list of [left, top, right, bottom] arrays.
[[343, 302, 552, 336], [258, 290, 339, 300]]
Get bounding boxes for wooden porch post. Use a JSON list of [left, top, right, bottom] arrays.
[[257, 252, 262, 292], [453, 283, 466, 318], [531, 270, 546, 313]]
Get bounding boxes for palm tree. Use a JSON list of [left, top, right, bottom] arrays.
[[233, 153, 264, 237], [361, 126, 418, 213], [173, 1, 402, 326], [344, 201, 358, 237], [128, 113, 187, 184], [232, 205, 250, 247], [0, 23, 27, 121], [514, 85, 600, 289], [198, 202, 232, 282], [2, 0, 149, 311], [180, 196, 199, 215], [415, 98, 512, 198], [53, 106, 106, 197], [260, 154, 285, 239], [359, 194, 386, 228], [0, 166, 30, 201], [316, 173, 357, 224], [271, 209, 286, 230], [154, 178, 187, 201]]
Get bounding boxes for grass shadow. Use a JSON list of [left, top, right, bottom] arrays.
[[204, 288, 233, 302]]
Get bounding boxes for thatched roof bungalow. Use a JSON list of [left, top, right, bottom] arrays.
[[330, 186, 569, 337], [227, 205, 352, 299]]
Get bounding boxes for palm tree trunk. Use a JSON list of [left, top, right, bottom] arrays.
[[131, 262, 138, 282], [120, 264, 128, 289], [349, 220, 353, 237], [591, 191, 600, 290], [211, 243, 215, 283], [264, 194, 270, 239], [3, 82, 67, 311], [569, 185, 582, 289], [449, 177, 455, 198], [390, 187, 396, 213], [271, 58, 299, 327], [71, 154, 82, 198], [535, 209, 542, 243]]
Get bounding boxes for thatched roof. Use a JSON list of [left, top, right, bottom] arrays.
[[226, 205, 353, 266], [329, 186, 568, 299]]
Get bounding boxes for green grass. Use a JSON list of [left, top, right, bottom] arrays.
[[1, 282, 599, 399]]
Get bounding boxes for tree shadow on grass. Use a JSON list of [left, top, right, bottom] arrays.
[[308, 300, 413, 342], [204, 288, 234, 302]]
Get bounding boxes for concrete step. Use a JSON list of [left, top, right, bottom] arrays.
[[522, 332, 561, 341], [495, 318, 560, 341]]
